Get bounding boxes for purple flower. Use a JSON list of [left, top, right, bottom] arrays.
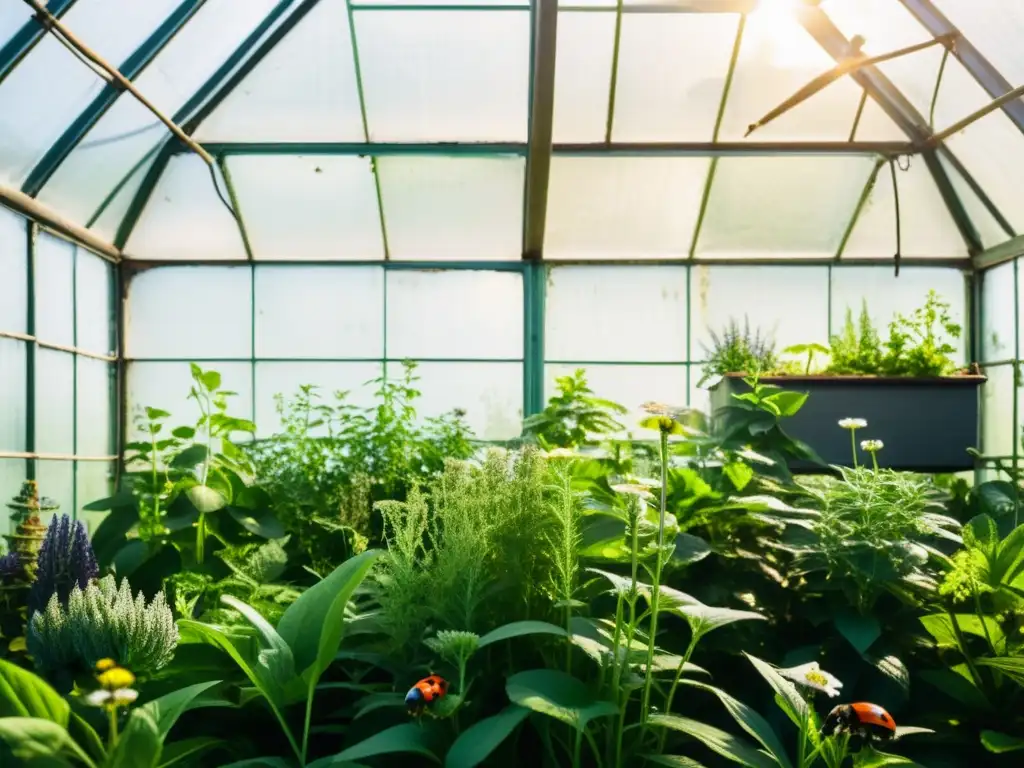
[[0, 550, 21, 581], [27, 514, 99, 617]]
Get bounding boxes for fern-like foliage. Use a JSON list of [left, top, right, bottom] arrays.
[[28, 575, 178, 682]]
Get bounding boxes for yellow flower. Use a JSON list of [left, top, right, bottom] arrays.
[[94, 658, 118, 673], [97, 666, 136, 691]]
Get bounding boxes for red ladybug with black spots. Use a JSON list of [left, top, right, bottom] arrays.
[[405, 675, 449, 716], [821, 702, 897, 742]]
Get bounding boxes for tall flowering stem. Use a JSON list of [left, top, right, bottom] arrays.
[[838, 418, 866, 468]]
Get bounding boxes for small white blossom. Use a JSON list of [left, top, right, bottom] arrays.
[[838, 418, 867, 430], [860, 439, 884, 452], [85, 688, 138, 708], [780, 661, 843, 698]]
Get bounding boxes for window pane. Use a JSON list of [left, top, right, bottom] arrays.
[[76, 250, 114, 356], [982, 364, 1016, 457], [545, 363, 687, 437], [830, 267, 967, 364], [126, 155, 248, 261], [228, 156, 385, 261], [254, 266, 384, 358], [36, 350, 74, 455], [938, 152, 1012, 251], [377, 156, 525, 261], [87, 148, 159, 242], [34, 233, 75, 347], [385, 361, 522, 441], [195, 0, 363, 142], [77, 358, 114, 457], [355, 10, 530, 142], [853, 97, 909, 142], [386, 271, 523, 359], [77, 461, 115, 534], [126, 361, 253, 444], [545, 157, 709, 260], [35, 461, 74, 516], [552, 12, 614, 143], [695, 156, 875, 259], [254, 361, 383, 437], [842, 159, 967, 259], [0, 5, 33, 50], [0, 459, 27, 531], [934, 0, 1024, 92], [0, 339, 27, 452], [0, 207, 26, 333], [126, 266, 251, 359], [690, 266, 830, 359], [982, 262, 1015, 363], [545, 266, 688, 363]]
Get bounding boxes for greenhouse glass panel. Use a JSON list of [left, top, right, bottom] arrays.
[[719, 8, 864, 141], [689, 265, 830, 359], [937, 152, 1013, 250], [126, 266, 252, 359], [0, 3, 33, 49], [981, 261, 1015, 363], [829, 266, 968, 363], [851, 95, 910, 142], [86, 147, 160, 242], [841, 158, 967, 259], [545, 266, 688, 363], [35, 460, 73, 514], [254, 266, 384, 359], [610, 14, 738, 142], [551, 12, 614, 143], [354, 10, 530, 142], [982, 363, 1016, 457], [0, 339, 27, 452], [934, 0, 1024, 87], [0, 207, 26, 333], [544, 156, 709, 260], [695, 155, 875, 259], [376, 156, 525, 261], [0, 0, 181, 186], [36, 0, 283, 225], [194, 0, 363, 142], [75, 250, 114, 357], [35, 349, 74, 455], [385, 270, 523, 360], [77, 461, 114, 534], [126, 155, 248, 261], [34, 232, 75, 348], [227, 156, 385, 261], [75, 358, 113, 457]]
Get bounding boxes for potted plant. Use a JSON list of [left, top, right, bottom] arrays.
[[702, 291, 985, 472]]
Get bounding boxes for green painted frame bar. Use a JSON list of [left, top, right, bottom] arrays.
[[974, 234, 1024, 270], [21, 0, 208, 197], [24, 222, 37, 481], [522, 262, 546, 417], [0, 0, 77, 82], [351, 0, 758, 9]]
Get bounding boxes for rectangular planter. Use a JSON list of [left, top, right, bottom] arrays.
[[708, 373, 986, 473]]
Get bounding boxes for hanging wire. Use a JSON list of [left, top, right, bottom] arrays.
[[207, 163, 241, 225], [929, 47, 951, 130], [889, 156, 909, 277]]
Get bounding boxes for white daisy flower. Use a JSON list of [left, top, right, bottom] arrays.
[[860, 439, 884, 452], [85, 688, 139, 708], [780, 661, 843, 698], [838, 418, 867, 430]]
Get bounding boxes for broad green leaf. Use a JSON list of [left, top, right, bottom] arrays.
[[227, 507, 285, 539], [920, 614, 1005, 654], [720, 496, 816, 517], [982, 730, 1024, 754], [852, 745, 922, 767], [834, 611, 881, 655], [0, 717, 93, 766], [505, 669, 617, 731], [743, 654, 808, 723], [918, 666, 990, 711], [976, 655, 1024, 686], [158, 737, 226, 767], [444, 705, 530, 768], [353, 693, 406, 720], [186, 485, 226, 514], [866, 655, 910, 695], [170, 445, 208, 469], [107, 709, 162, 768], [137, 680, 222, 740], [657, 587, 765, 636], [643, 757, 708, 768], [762, 391, 808, 417], [68, 711, 105, 765], [673, 533, 712, 566], [277, 549, 383, 681], [220, 759, 295, 767], [683, 680, 792, 768], [478, 621, 568, 649], [0, 659, 70, 726], [723, 462, 754, 492], [331, 722, 438, 762], [585, 568, 633, 597], [648, 714, 776, 768]]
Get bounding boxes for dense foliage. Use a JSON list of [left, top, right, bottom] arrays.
[[0, 364, 1020, 767]]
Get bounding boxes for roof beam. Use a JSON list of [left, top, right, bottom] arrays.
[[897, 0, 1024, 134], [974, 234, 1024, 270], [22, 0, 207, 197], [0, 0, 77, 83], [798, 5, 982, 256], [522, 0, 558, 260], [0, 182, 120, 261]]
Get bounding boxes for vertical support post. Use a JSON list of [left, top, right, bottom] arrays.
[[71, 245, 79, 519], [25, 222, 36, 482], [523, 261, 546, 418], [522, 0, 557, 259], [114, 261, 129, 487], [107, 256, 119, 495]]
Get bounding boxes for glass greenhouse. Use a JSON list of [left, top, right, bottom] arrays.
[[1, 0, 1024, 766]]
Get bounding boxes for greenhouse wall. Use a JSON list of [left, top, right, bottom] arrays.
[[979, 258, 1022, 476]]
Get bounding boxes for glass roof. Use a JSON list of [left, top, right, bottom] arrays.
[[1, 0, 1022, 263]]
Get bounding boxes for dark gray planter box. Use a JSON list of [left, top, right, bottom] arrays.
[[708, 373, 986, 473]]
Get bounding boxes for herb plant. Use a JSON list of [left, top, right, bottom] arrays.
[[699, 317, 780, 386]]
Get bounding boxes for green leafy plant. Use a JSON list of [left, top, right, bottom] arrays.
[[699, 317, 780, 386], [829, 302, 884, 376], [522, 369, 628, 449], [880, 290, 962, 377]]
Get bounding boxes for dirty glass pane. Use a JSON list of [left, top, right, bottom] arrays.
[[86, 147, 160, 242], [945, 111, 1024, 233], [376, 156, 525, 261], [254, 266, 384, 359], [355, 10, 530, 142], [227, 156, 385, 261], [126, 361, 254, 443], [196, 1, 363, 142], [35, 349, 74, 455], [982, 364, 1016, 457], [76, 250, 114, 356], [35, 461, 73, 515], [0, 339, 27, 452], [545, 156, 709, 260], [982, 261, 1015, 363], [611, 14, 737, 142], [386, 270, 523, 360], [0, 4, 33, 49], [76, 358, 114, 456], [545, 266, 688, 363], [0, 207, 26, 333], [690, 265, 830, 359], [254, 361, 383, 437], [842, 158, 967, 259], [696, 156, 874, 259], [934, 0, 1024, 87], [938, 152, 1013, 250], [126, 266, 251, 359], [126, 155, 248, 261], [384, 361, 523, 441], [34, 233, 75, 347], [552, 12, 614, 143], [77, 461, 115, 532]]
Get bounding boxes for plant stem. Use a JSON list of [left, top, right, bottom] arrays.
[[639, 430, 670, 729], [850, 429, 859, 468], [947, 603, 986, 693], [196, 512, 206, 564], [870, 451, 878, 472], [107, 706, 119, 752], [973, 587, 996, 654], [301, 689, 315, 765], [573, 728, 584, 768], [612, 503, 642, 768], [657, 632, 701, 751], [270, 702, 304, 765]]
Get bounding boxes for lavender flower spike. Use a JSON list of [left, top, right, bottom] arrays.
[[27, 514, 99, 618], [0, 550, 21, 581]]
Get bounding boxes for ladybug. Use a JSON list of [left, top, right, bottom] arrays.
[[405, 675, 449, 715], [820, 702, 897, 742]]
